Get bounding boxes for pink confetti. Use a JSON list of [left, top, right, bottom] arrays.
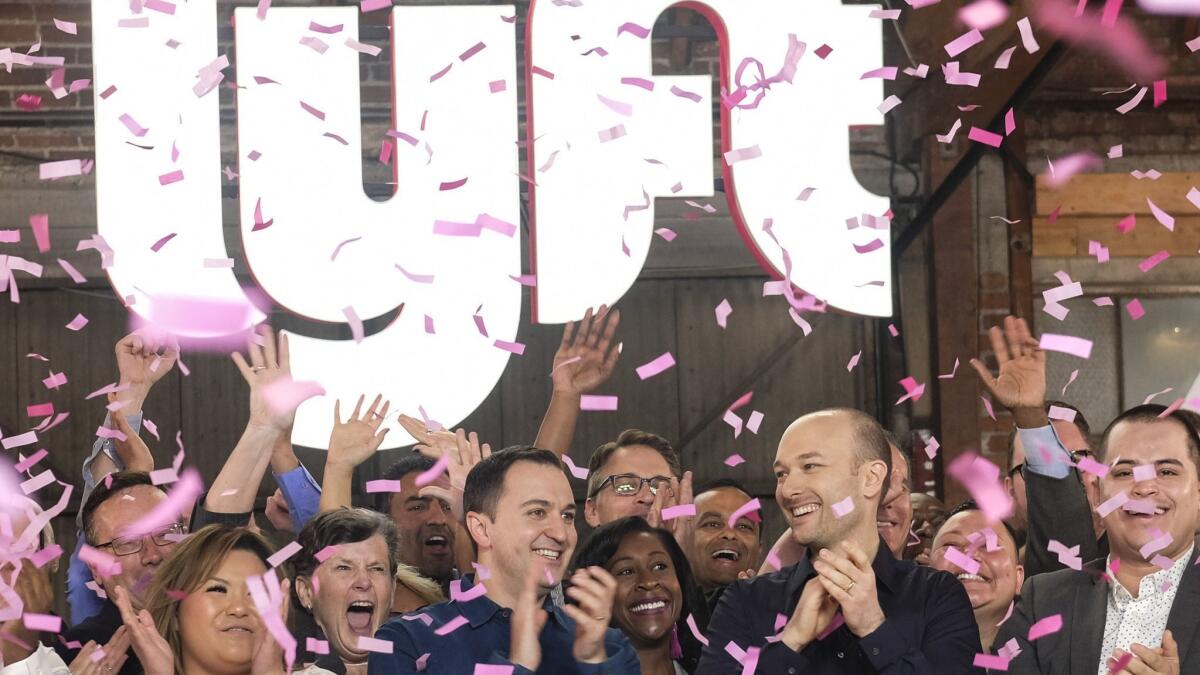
[[1147, 198, 1175, 230], [888, 324, 900, 337], [433, 615, 469, 636], [1132, 463, 1157, 482], [945, 29, 984, 57], [1125, 298, 1145, 320], [39, 159, 83, 180], [616, 22, 651, 38], [724, 454, 746, 468], [42, 371, 68, 389], [15, 448, 48, 471], [1026, 614, 1063, 642], [714, 299, 732, 328], [723, 145, 762, 165], [925, 436, 941, 460], [579, 395, 618, 411], [597, 124, 626, 143], [661, 504, 696, 521], [636, 352, 676, 380], [415, 455, 450, 488], [330, 236, 362, 262], [22, 613, 61, 633], [727, 498, 761, 528], [158, 170, 184, 186], [53, 18, 78, 35], [307, 637, 329, 655], [562, 455, 589, 481], [831, 497, 855, 518], [28, 214, 49, 253], [119, 113, 150, 137], [974, 654, 1011, 670], [968, 127, 1003, 147], [1096, 491, 1129, 517], [1117, 87, 1148, 114], [945, 546, 981, 575], [896, 376, 925, 405], [65, 314, 88, 331], [847, 351, 862, 372], [861, 67, 898, 80], [959, 0, 1009, 29], [299, 101, 325, 120], [79, 545, 121, 579], [1138, 250, 1170, 273], [1017, 16, 1040, 53], [150, 232, 177, 252], [670, 85, 702, 103], [1187, 187, 1200, 211], [439, 177, 468, 191], [450, 579, 487, 603], [360, 0, 390, 11], [342, 307, 364, 344], [1, 431, 37, 450], [267, 541, 302, 569], [747, 411, 764, 434], [365, 480, 403, 493], [1039, 333, 1093, 359], [1047, 405, 1077, 422], [492, 340, 526, 356]]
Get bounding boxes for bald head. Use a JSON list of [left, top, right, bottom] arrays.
[[782, 408, 892, 484]]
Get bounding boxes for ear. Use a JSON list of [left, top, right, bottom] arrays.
[[1003, 475, 1014, 497], [1015, 563, 1025, 590], [584, 498, 601, 528], [861, 459, 889, 503], [295, 575, 316, 611], [465, 511, 492, 551]]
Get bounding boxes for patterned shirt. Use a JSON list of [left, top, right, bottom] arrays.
[[1097, 544, 1193, 675]]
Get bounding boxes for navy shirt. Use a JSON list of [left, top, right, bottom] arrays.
[[368, 574, 641, 674], [697, 538, 979, 674]]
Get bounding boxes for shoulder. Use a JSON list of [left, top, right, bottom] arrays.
[[378, 600, 460, 640], [1023, 564, 1094, 598]]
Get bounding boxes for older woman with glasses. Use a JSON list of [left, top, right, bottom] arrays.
[[113, 525, 311, 675]]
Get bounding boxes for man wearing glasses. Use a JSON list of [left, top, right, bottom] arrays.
[[55, 471, 189, 674], [582, 429, 687, 529], [972, 314, 1104, 577]]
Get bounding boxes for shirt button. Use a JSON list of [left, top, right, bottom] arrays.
[[837, 652, 844, 659], [787, 669, 796, 674], [500, 609, 511, 618], [872, 648, 880, 656]]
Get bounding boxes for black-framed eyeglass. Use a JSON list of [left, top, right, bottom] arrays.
[[589, 474, 674, 499], [95, 522, 188, 557]]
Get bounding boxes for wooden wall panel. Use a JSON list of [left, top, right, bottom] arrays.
[[0, 299, 17, 437], [1036, 173, 1200, 216], [1035, 217, 1200, 257]]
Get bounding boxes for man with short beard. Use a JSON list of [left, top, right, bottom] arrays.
[[930, 501, 1024, 652], [699, 408, 978, 673]]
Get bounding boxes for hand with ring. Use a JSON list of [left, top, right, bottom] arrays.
[[564, 566, 619, 665], [231, 325, 298, 431], [812, 540, 885, 638]]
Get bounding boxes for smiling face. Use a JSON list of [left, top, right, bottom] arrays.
[[774, 411, 888, 550], [930, 510, 1023, 616], [690, 487, 761, 591], [389, 471, 456, 583], [297, 536, 395, 666], [585, 445, 675, 527], [469, 460, 578, 601], [1099, 419, 1200, 565], [876, 445, 913, 558], [606, 531, 683, 649], [177, 549, 268, 675]]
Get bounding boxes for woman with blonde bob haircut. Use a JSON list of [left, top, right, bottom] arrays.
[[113, 525, 318, 675]]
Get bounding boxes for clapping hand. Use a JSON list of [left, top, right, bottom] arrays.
[[510, 560, 551, 672], [563, 566, 619, 664], [250, 578, 293, 675], [113, 585, 173, 675], [812, 541, 885, 638], [780, 575, 839, 651], [327, 395, 392, 470], [645, 471, 696, 553], [552, 306, 621, 398], [68, 626, 131, 675]]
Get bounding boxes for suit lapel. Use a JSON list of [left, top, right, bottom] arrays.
[[1166, 539, 1200, 667], [1069, 568, 1108, 675]]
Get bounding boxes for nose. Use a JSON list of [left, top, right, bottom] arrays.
[[139, 537, 165, 566], [1131, 476, 1160, 497], [635, 570, 662, 591], [426, 499, 449, 525], [634, 483, 655, 505], [226, 590, 251, 617], [352, 569, 373, 591]]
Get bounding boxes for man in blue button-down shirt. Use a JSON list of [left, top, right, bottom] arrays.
[[698, 408, 978, 674], [369, 446, 641, 674]]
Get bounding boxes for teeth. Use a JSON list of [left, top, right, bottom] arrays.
[[427, 536, 447, 544], [712, 549, 740, 561], [1155, 508, 1166, 515], [792, 504, 819, 517], [957, 573, 985, 582], [630, 600, 666, 613], [348, 602, 374, 610], [533, 548, 560, 560], [876, 521, 892, 528]]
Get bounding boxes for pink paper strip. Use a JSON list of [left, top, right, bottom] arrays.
[[727, 498, 761, 528], [23, 613, 61, 633], [450, 578, 488, 602], [1, 431, 37, 450], [1039, 334, 1093, 359], [968, 127, 1002, 147], [579, 395, 618, 411], [1096, 491, 1129, 518], [724, 454, 746, 467], [365, 480, 403, 493], [307, 637, 329, 654], [492, 340, 526, 356], [831, 497, 855, 518], [945, 29, 984, 57], [433, 615, 469, 635], [661, 504, 696, 521], [973, 653, 1010, 670], [636, 352, 676, 380], [1125, 299, 1145, 321], [28, 214, 49, 253], [562, 455, 589, 481], [15, 448, 47, 472], [1147, 198, 1175, 230], [1027, 614, 1062, 641], [1132, 464, 1156, 482], [267, 541, 303, 568], [65, 313, 88, 331], [415, 455, 450, 488], [945, 546, 981, 575]]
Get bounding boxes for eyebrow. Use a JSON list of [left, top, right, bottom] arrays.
[[204, 576, 230, 585], [609, 550, 668, 566], [520, 499, 551, 508], [1112, 459, 1185, 467]]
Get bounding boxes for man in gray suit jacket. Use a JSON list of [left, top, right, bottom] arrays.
[[996, 404, 1200, 675]]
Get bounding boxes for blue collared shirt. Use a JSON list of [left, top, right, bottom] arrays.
[[368, 574, 641, 675], [697, 537, 979, 674], [1018, 425, 1073, 479]]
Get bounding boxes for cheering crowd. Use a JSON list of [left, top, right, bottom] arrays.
[[1, 309, 1196, 675]]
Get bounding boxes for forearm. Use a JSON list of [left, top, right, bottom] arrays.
[[319, 462, 355, 513], [533, 392, 581, 458], [268, 428, 299, 474], [206, 424, 280, 513]]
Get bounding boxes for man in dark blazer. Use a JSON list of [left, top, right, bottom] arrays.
[[996, 404, 1200, 675]]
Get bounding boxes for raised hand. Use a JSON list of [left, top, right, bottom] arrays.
[[510, 561, 551, 672], [69, 627, 131, 675], [418, 428, 491, 521], [113, 585, 174, 675], [327, 395, 392, 470], [563, 566, 619, 664], [551, 305, 621, 398], [812, 541, 885, 638], [264, 488, 294, 532], [250, 578, 292, 675], [116, 330, 179, 393], [108, 392, 155, 473], [970, 315, 1047, 423], [231, 325, 296, 431], [398, 414, 458, 459]]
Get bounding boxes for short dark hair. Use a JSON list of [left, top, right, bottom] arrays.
[[463, 446, 564, 520], [377, 453, 437, 511], [81, 471, 161, 545], [693, 478, 762, 540], [568, 517, 709, 673], [941, 499, 1023, 552], [292, 508, 400, 581], [1098, 404, 1200, 476], [586, 429, 682, 497]]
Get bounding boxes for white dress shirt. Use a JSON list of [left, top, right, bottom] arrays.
[[1097, 544, 1193, 675]]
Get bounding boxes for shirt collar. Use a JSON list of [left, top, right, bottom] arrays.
[[1107, 544, 1194, 604], [783, 535, 898, 598], [453, 574, 566, 628]]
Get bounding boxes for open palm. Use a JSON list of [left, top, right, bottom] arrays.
[[552, 305, 621, 396], [970, 315, 1046, 411]]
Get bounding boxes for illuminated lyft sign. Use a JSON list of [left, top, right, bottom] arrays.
[[91, 1, 889, 449]]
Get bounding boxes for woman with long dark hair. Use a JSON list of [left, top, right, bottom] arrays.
[[569, 517, 709, 675]]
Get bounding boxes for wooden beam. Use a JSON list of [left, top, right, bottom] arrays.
[[928, 138, 979, 506], [1004, 121, 1035, 320]]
